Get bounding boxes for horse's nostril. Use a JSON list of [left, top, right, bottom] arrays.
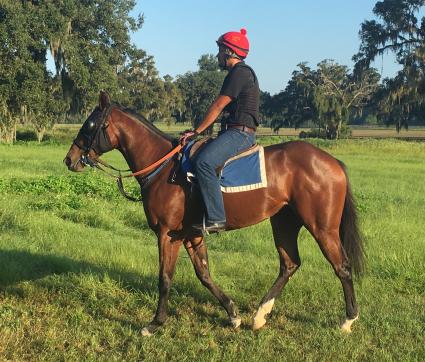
[[64, 157, 72, 168]]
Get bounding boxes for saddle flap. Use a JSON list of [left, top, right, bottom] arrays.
[[180, 139, 267, 193], [220, 145, 267, 193]]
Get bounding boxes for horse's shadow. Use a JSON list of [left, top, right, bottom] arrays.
[[0, 250, 327, 331], [0, 249, 228, 327], [0, 249, 144, 288]]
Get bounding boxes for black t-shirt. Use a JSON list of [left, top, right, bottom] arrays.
[[220, 62, 260, 129]]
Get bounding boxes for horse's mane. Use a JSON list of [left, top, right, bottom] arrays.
[[114, 103, 175, 142]]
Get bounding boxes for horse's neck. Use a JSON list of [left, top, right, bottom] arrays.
[[112, 108, 172, 173]]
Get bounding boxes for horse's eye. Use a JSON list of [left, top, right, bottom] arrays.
[[87, 120, 96, 130]]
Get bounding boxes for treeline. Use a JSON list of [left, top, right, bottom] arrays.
[[1, 0, 424, 143], [261, 0, 425, 138]]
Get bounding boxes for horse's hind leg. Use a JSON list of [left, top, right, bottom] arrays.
[[184, 236, 241, 328], [310, 228, 359, 333], [253, 206, 302, 331]]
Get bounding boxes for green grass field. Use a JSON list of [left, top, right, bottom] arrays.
[[0, 136, 424, 360]]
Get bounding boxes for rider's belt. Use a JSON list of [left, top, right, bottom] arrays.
[[223, 124, 256, 134]]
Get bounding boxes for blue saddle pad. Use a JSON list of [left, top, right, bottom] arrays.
[[181, 143, 267, 193]]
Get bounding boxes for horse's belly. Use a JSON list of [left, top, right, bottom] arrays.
[[223, 187, 287, 228]]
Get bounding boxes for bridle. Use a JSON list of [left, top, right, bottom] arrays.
[[74, 104, 183, 202], [73, 105, 113, 155]]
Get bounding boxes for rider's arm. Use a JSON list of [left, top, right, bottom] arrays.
[[194, 95, 232, 134]]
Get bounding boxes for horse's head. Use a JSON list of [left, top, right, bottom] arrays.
[[64, 92, 116, 172]]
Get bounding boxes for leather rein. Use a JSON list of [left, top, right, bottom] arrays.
[[82, 144, 182, 202]]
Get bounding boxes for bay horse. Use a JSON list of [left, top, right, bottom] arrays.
[[64, 92, 364, 336]]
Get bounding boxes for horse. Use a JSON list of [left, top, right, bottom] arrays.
[[64, 92, 365, 336]]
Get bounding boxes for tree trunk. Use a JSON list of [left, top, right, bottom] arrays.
[[36, 126, 46, 143], [336, 119, 343, 140], [0, 117, 16, 144]]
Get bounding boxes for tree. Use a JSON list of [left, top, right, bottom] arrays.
[[269, 61, 379, 139], [259, 91, 273, 128], [311, 60, 380, 139], [176, 54, 225, 132], [0, 0, 62, 143], [42, 0, 143, 117], [284, 63, 319, 130], [162, 75, 184, 126], [1, 0, 162, 140], [354, 0, 425, 129], [117, 47, 168, 121]]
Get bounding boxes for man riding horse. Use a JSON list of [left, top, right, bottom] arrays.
[[64, 28, 363, 336], [181, 28, 260, 233]]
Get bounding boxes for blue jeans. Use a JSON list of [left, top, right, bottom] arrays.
[[193, 128, 256, 223]]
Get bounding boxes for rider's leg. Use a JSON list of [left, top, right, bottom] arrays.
[[193, 128, 255, 225]]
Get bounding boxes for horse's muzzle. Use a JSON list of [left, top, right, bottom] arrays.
[[63, 156, 85, 172]]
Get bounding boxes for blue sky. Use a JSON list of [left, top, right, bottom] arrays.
[[130, 0, 403, 94]]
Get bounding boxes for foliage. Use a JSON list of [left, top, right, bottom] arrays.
[[176, 54, 226, 131], [116, 47, 171, 121], [0, 0, 142, 142], [268, 61, 380, 139], [0, 1, 56, 143], [2, 0, 425, 143], [354, 0, 425, 129], [299, 124, 352, 139], [42, 0, 143, 116]]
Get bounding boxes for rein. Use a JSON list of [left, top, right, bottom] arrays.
[[83, 143, 183, 202]]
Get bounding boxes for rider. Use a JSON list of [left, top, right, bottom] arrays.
[[181, 28, 260, 233]]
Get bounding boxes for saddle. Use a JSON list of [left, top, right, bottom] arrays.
[[176, 137, 267, 193]]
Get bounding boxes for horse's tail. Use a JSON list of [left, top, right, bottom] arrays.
[[338, 161, 365, 278]]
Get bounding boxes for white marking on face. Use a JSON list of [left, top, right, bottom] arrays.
[[252, 298, 275, 331]]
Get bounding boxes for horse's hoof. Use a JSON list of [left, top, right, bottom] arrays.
[[230, 316, 241, 329], [141, 327, 153, 337], [340, 316, 359, 333], [252, 316, 266, 331], [252, 298, 275, 331]]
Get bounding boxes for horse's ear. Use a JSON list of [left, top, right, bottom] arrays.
[[99, 91, 111, 110]]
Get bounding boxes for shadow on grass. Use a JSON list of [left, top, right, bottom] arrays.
[[0, 249, 154, 292], [0, 249, 224, 322], [2, 249, 300, 331], [16, 130, 37, 142], [16, 130, 54, 142]]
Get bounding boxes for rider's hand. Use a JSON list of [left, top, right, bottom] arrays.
[[179, 130, 198, 145]]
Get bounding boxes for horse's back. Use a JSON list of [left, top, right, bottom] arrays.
[[264, 140, 347, 204], [265, 140, 346, 184]]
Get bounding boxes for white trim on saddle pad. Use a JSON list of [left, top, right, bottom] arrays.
[[220, 145, 268, 193]]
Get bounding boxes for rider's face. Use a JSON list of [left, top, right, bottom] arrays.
[[217, 46, 228, 70]]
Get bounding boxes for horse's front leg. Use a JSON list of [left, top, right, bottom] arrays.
[[184, 236, 241, 328], [141, 228, 182, 337]]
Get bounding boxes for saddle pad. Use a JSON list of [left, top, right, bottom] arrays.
[[181, 142, 268, 193], [220, 145, 267, 193]]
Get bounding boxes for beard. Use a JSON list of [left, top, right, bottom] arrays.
[[217, 52, 228, 70]]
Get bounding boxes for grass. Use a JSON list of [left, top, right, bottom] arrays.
[[0, 138, 424, 360]]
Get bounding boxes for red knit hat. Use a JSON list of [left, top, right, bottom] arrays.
[[217, 28, 249, 58]]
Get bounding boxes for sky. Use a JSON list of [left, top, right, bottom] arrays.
[[129, 0, 403, 95]]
